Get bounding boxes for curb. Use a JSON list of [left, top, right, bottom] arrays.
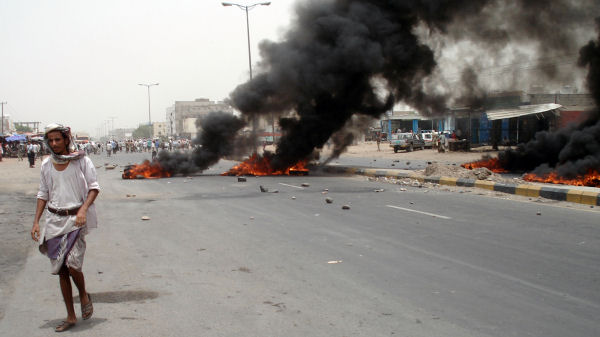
[[321, 165, 600, 206]]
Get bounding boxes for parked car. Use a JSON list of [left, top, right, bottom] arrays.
[[421, 132, 434, 148], [389, 132, 426, 153]]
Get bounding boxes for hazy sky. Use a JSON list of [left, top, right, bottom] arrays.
[[0, 0, 296, 136]]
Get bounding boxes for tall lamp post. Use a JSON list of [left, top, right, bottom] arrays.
[[138, 83, 159, 127], [222, 2, 272, 151]]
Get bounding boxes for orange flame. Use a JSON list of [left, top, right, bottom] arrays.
[[222, 154, 309, 176], [523, 170, 600, 187], [461, 157, 508, 173], [122, 160, 172, 179]]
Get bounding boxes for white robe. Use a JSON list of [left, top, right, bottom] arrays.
[[36, 156, 100, 243]]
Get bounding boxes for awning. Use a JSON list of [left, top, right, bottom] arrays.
[[486, 103, 563, 121], [5, 134, 27, 142]]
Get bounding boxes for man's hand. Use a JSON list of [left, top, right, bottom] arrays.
[[75, 207, 87, 227], [31, 222, 40, 242]]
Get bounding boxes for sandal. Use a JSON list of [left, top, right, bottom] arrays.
[[81, 293, 93, 320], [55, 321, 76, 332]]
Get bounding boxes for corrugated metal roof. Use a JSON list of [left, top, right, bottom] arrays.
[[486, 103, 563, 120]]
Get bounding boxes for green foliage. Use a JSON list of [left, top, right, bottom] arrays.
[[15, 124, 33, 132], [132, 124, 152, 139]]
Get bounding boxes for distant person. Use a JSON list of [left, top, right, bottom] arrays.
[[30, 124, 99, 332], [106, 141, 112, 157], [18, 142, 25, 161], [376, 134, 381, 151], [27, 141, 36, 168]]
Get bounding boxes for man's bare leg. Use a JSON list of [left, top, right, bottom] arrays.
[[58, 266, 77, 323], [68, 267, 90, 308]]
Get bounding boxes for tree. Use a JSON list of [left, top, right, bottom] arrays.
[[132, 124, 152, 139], [15, 124, 33, 132]]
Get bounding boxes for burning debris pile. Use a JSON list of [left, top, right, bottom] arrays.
[[122, 161, 171, 179], [222, 153, 308, 176], [464, 19, 600, 188]]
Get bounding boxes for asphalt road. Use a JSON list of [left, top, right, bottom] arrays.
[[1, 151, 599, 336]]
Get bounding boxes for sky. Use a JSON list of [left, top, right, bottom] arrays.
[[0, 0, 296, 137]]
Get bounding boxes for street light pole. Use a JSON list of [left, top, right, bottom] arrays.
[[138, 83, 159, 127], [222, 2, 271, 151]]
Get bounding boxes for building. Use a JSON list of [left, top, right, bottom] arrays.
[[167, 98, 234, 139], [378, 91, 595, 147], [1, 114, 14, 135], [153, 122, 168, 139], [111, 128, 135, 140]]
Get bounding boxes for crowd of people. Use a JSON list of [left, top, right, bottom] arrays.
[[0, 137, 193, 166]]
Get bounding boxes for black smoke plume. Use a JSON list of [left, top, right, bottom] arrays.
[[498, 18, 600, 179], [156, 112, 245, 175], [230, 0, 599, 170]]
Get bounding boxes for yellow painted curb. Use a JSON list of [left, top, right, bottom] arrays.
[[474, 180, 496, 190], [515, 184, 541, 197], [566, 190, 583, 204], [363, 169, 378, 176], [578, 191, 599, 205], [408, 174, 425, 182], [439, 177, 458, 186], [346, 167, 358, 174]]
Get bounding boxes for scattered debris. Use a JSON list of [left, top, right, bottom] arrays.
[[327, 260, 343, 264], [105, 164, 117, 170], [259, 185, 268, 192], [141, 216, 151, 221], [325, 197, 333, 204], [322, 191, 328, 195], [237, 177, 247, 182], [342, 205, 351, 210], [301, 183, 310, 187], [323, 188, 329, 192], [291, 196, 296, 200], [536, 211, 541, 216], [374, 189, 384, 192], [250, 216, 255, 220], [270, 189, 279, 193]]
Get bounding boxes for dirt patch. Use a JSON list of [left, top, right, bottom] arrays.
[[422, 162, 524, 184]]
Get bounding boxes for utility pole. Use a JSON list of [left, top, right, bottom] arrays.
[[0, 102, 6, 135], [109, 116, 117, 137], [138, 83, 159, 126], [222, 2, 272, 152]]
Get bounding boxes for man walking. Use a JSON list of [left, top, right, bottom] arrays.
[[27, 141, 36, 168], [30, 124, 100, 332]]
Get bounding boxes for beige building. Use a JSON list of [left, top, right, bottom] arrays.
[[153, 122, 168, 139], [167, 98, 234, 139]]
